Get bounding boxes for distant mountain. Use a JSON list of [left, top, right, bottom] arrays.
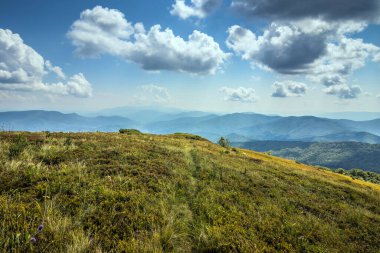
[[340, 118, 380, 136], [0, 110, 137, 132], [146, 113, 280, 139], [303, 131, 380, 144], [233, 140, 380, 173], [321, 112, 380, 121], [239, 116, 351, 140], [1, 110, 380, 144], [95, 106, 214, 124], [146, 113, 380, 143]]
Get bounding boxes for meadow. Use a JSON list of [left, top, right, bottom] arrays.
[[0, 131, 379, 252]]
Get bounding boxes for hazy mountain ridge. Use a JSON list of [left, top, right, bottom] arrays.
[[1, 109, 380, 144], [0, 110, 138, 132], [321, 112, 380, 121]]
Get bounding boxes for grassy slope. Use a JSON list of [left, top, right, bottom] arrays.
[[0, 132, 380, 252]]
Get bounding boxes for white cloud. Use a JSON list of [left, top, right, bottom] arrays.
[[272, 81, 307, 98], [324, 84, 361, 99], [226, 22, 380, 99], [309, 37, 378, 99], [226, 24, 329, 74], [45, 60, 66, 79], [226, 22, 379, 75], [221, 87, 258, 103], [372, 52, 380, 62], [310, 37, 380, 78], [63, 73, 92, 97], [376, 94, 380, 99], [68, 6, 228, 75], [0, 28, 92, 97], [170, 0, 221, 19], [67, 6, 134, 58]]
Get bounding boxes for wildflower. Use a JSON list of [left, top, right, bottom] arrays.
[[30, 237, 36, 243], [38, 224, 44, 232]]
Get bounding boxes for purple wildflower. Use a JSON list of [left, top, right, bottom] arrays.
[[38, 224, 44, 232], [30, 237, 36, 243]]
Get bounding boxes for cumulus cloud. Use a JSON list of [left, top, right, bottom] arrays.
[[170, 0, 221, 19], [221, 87, 258, 103], [227, 0, 380, 100], [45, 60, 66, 79], [68, 6, 228, 75], [231, 0, 380, 22], [226, 22, 380, 99], [324, 84, 361, 99], [272, 81, 307, 98], [374, 53, 380, 62], [226, 24, 328, 74], [309, 37, 378, 99], [310, 37, 380, 77], [227, 22, 379, 75], [67, 6, 134, 58], [0, 28, 92, 97]]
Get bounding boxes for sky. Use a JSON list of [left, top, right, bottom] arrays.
[[0, 0, 380, 115]]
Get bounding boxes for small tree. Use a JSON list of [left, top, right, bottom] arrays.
[[336, 168, 345, 174], [218, 137, 230, 148]]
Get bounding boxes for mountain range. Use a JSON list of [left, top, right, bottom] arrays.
[[1, 109, 380, 144]]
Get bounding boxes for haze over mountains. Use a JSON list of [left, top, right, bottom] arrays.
[[1, 108, 380, 144]]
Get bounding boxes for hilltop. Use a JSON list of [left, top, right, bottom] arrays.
[[0, 131, 380, 252]]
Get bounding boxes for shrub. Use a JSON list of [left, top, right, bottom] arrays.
[[336, 168, 345, 174], [119, 129, 142, 135], [173, 133, 208, 141]]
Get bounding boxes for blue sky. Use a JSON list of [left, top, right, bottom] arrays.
[[0, 0, 380, 115]]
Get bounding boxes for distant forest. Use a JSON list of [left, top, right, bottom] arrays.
[[233, 141, 380, 174]]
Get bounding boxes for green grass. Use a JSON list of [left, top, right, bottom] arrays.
[[0, 132, 380, 252]]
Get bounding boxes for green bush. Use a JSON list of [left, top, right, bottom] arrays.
[[119, 129, 142, 135], [336, 168, 345, 174], [344, 168, 380, 184], [172, 133, 208, 141]]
